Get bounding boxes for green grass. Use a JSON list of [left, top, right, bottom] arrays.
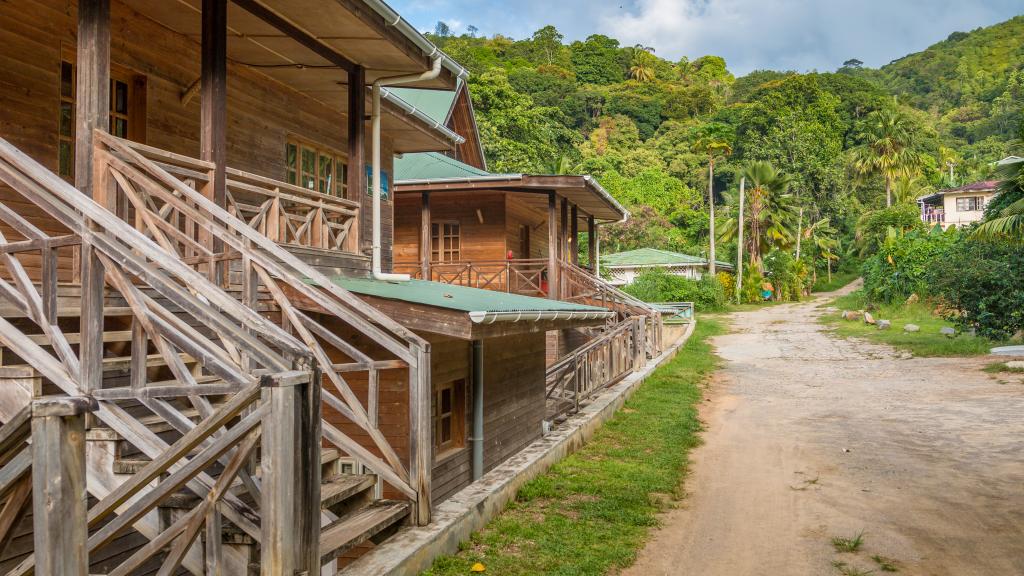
[[984, 362, 1024, 374], [825, 291, 1008, 357], [871, 554, 900, 572], [832, 532, 866, 553], [421, 319, 725, 576], [813, 270, 861, 293]]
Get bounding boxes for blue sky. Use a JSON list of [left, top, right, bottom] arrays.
[[390, 0, 1023, 76]]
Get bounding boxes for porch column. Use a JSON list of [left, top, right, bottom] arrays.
[[570, 204, 579, 266], [347, 66, 369, 255], [547, 192, 558, 299], [587, 215, 596, 271], [76, 0, 110, 395], [75, 0, 110, 200], [420, 192, 431, 279], [201, 0, 227, 283]]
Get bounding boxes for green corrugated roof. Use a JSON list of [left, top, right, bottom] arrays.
[[602, 248, 732, 268], [327, 277, 608, 314], [394, 152, 494, 181], [386, 88, 457, 124]]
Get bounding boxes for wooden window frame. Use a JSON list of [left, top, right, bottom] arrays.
[[285, 137, 349, 198], [433, 378, 466, 456], [431, 220, 462, 262], [58, 54, 146, 181]]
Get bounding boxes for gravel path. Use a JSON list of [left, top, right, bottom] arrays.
[[622, 287, 1024, 575]]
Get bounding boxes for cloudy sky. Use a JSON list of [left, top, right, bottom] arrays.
[[390, 0, 1022, 75]]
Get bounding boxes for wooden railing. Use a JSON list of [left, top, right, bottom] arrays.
[[394, 259, 550, 296], [93, 132, 433, 524], [0, 134, 321, 572], [545, 316, 644, 420]]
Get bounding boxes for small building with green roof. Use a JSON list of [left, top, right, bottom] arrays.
[[601, 248, 734, 286]]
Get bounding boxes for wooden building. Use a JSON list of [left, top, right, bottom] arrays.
[[0, 1, 623, 574]]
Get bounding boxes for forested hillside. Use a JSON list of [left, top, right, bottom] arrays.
[[427, 16, 1023, 292]]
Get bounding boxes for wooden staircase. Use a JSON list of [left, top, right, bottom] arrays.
[[0, 133, 431, 573]]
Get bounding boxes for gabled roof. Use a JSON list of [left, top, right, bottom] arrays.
[[919, 180, 1001, 203], [602, 248, 732, 269], [394, 152, 497, 180], [996, 155, 1023, 166]]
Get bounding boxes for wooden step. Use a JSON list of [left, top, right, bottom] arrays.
[[320, 474, 375, 510], [319, 500, 409, 564]]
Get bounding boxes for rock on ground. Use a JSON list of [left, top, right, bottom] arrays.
[[904, 324, 920, 333], [877, 319, 891, 330]]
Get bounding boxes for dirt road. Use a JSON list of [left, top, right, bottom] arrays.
[[623, 288, 1024, 576]]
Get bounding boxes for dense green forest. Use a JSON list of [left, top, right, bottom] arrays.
[[427, 15, 1024, 297]]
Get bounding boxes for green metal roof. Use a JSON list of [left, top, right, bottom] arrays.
[[394, 152, 495, 181], [386, 88, 457, 124], [602, 248, 732, 269], [327, 277, 611, 317]]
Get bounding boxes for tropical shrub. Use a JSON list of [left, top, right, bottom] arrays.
[[763, 249, 806, 301], [854, 204, 925, 256], [861, 227, 959, 303], [739, 265, 763, 303], [716, 271, 736, 303], [928, 238, 1024, 339], [622, 268, 727, 311]]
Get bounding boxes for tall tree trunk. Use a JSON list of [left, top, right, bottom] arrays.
[[795, 206, 803, 261], [708, 159, 716, 276], [885, 174, 892, 207]]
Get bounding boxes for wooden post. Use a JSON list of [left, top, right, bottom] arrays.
[[31, 396, 96, 576], [202, 0, 228, 284], [75, 0, 110, 199], [420, 192, 431, 279], [570, 205, 578, 266], [347, 66, 368, 255], [409, 344, 432, 525], [559, 198, 568, 265], [260, 369, 320, 574], [587, 215, 596, 272], [547, 192, 557, 300]]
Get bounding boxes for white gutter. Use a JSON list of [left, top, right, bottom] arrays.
[[467, 310, 616, 324], [360, 0, 469, 81], [381, 88, 465, 146], [371, 56, 444, 282]]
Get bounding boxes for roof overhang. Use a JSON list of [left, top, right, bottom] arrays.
[[123, 0, 468, 152], [394, 174, 629, 223]]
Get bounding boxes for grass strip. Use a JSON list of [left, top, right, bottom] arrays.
[[825, 290, 1007, 357], [422, 319, 724, 576]]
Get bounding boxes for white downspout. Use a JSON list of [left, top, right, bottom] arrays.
[[371, 56, 444, 281]]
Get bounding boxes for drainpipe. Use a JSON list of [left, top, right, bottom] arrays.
[[471, 340, 484, 480], [370, 56, 444, 281]]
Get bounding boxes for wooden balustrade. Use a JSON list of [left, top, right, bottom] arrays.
[[93, 132, 433, 525], [394, 259, 550, 296], [0, 133, 321, 573]]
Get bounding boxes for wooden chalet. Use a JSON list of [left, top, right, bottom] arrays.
[[0, 0, 640, 574], [389, 88, 666, 421]]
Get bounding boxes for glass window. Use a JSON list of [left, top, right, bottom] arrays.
[[431, 222, 461, 262], [285, 138, 348, 197], [433, 379, 464, 451], [58, 61, 140, 180], [956, 196, 984, 212]]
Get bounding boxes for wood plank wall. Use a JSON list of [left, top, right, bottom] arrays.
[[393, 191, 507, 264], [0, 0, 396, 280]]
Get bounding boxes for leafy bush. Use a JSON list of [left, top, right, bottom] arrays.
[[928, 238, 1024, 339], [861, 227, 959, 303], [763, 250, 807, 301], [739, 265, 763, 303], [717, 271, 736, 303], [855, 204, 925, 256], [622, 268, 727, 311]]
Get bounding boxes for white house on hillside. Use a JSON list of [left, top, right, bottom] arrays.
[[918, 156, 1021, 229]]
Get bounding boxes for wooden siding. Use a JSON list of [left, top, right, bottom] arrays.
[[0, 0, 397, 280], [394, 191, 507, 264]]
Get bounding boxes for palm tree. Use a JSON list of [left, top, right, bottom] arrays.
[[629, 49, 656, 83], [973, 159, 1024, 241], [694, 138, 733, 275], [802, 218, 839, 286], [718, 161, 796, 272], [891, 175, 934, 205], [850, 107, 923, 207]]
